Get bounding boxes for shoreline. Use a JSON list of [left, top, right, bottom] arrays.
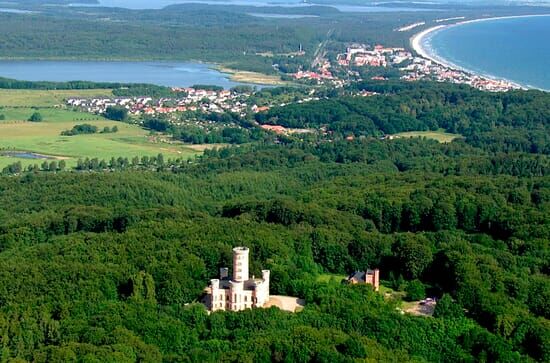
[[410, 14, 550, 91], [215, 66, 287, 87]]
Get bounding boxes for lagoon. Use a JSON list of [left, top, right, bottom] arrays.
[[0, 60, 258, 89]]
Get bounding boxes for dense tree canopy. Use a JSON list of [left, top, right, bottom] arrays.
[[0, 82, 548, 361]]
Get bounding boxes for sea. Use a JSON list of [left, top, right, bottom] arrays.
[[423, 15, 550, 91]]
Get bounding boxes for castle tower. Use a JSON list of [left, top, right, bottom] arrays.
[[232, 247, 249, 282]]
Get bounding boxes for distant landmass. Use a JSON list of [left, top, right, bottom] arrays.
[[14, 0, 97, 4]]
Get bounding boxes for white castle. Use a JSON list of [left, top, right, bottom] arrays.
[[206, 247, 270, 312]]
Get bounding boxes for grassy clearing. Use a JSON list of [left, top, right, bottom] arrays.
[[0, 89, 112, 107], [185, 143, 230, 152], [0, 89, 205, 169], [316, 273, 346, 283], [394, 130, 462, 143], [0, 107, 102, 123]]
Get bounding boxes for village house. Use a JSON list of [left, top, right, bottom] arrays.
[[346, 268, 380, 291]]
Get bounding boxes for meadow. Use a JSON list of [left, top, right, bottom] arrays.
[[0, 89, 113, 107], [0, 89, 199, 168], [394, 130, 462, 143]]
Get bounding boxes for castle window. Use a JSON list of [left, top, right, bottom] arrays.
[[244, 296, 247, 302]]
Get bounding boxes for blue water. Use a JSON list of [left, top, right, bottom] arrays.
[[425, 15, 550, 91], [0, 61, 260, 89], [247, 13, 319, 18], [1, 151, 53, 160]]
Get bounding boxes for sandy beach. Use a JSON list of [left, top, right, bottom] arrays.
[[410, 14, 550, 89], [410, 25, 445, 63]]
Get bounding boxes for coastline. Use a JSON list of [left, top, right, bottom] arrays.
[[410, 14, 550, 91]]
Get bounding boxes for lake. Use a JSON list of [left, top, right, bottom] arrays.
[[424, 15, 550, 91], [0, 61, 261, 89]]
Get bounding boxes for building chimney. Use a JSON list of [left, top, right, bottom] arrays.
[[220, 267, 229, 279]]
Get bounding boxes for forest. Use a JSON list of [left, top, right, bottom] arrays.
[[0, 79, 548, 361], [258, 81, 550, 154]]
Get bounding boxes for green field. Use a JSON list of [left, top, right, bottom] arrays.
[[394, 130, 462, 143], [0, 89, 113, 107], [0, 90, 200, 169], [316, 273, 346, 283]]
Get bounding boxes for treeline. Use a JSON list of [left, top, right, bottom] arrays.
[[61, 124, 118, 136], [173, 126, 264, 144], [0, 76, 181, 96], [75, 154, 168, 171], [2, 159, 67, 175]]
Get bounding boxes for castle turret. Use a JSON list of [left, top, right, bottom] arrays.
[[258, 269, 271, 305], [232, 247, 249, 282], [229, 279, 244, 311], [210, 279, 220, 310], [211, 279, 220, 290], [262, 270, 270, 286]]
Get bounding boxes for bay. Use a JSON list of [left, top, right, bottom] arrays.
[[425, 15, 550, 90]]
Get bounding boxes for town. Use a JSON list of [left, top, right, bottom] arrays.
[[66, 86, 324, 122], [292, 43, 520, 92], [67, 87, 252, 117]]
